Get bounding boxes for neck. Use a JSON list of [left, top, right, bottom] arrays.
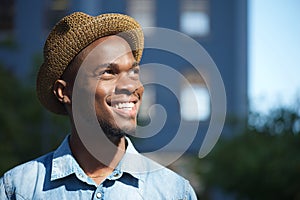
[[69, 126, 126, 184]]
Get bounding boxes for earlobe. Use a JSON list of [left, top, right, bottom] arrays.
[[53, 80, 71, 104]]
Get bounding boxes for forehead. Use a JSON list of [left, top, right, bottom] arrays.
[[81, 35, 132, 62], [63, 35, 134, 79]]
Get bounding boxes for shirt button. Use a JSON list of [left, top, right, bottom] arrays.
[[96, 192, 102, 199]]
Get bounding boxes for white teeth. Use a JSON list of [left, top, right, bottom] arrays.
[[113, 102, 135, 110]]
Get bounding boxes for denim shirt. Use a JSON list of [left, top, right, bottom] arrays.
[[0, 136, 197, 200]]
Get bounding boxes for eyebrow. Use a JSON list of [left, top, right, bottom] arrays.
[[92, 61, 139, 73], [100, 61, 139, 69]]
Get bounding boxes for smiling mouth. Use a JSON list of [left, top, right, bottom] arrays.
[[107, 97, 139, 117], [112, 102, 135, 111]]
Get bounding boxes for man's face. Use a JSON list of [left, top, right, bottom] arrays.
[[69, 35, 144, 137]]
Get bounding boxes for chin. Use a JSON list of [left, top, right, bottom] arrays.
[[99, 119, 136, 139]]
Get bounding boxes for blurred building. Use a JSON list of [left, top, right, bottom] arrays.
[[0, 0, 247, 153]]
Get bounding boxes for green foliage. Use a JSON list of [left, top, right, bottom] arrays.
[[0, 35, 18, 49], [194, 106, 300, 200], [0, 65, 69, 175]]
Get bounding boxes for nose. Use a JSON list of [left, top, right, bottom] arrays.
[[115, 73, 142, 95]]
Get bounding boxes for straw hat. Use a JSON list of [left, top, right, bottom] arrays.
[[36, 12, 144, 115]]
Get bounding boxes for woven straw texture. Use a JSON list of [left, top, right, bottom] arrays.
[[36, 12, 144, 115]]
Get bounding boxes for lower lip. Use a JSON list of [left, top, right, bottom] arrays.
[[111, 105, 137, 118]]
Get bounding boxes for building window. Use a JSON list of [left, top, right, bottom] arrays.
[[180, 0, 210, 37], [0, 0, 15, 47], [45, 0, 69, 30], [126, 0, 156, 28], [180, 72, 210, 121], [0, 0, 14, 32]]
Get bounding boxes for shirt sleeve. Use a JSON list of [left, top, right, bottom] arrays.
[[186, 181, 198, 200], [0, 176, 9, 200]]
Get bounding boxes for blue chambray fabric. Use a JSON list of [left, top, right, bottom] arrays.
[[0, 136, 197, 200]]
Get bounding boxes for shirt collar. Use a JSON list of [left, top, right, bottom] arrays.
[[51, 135, 86, 181], [50, 135, 159, 183], [116, 137, 161, 181]]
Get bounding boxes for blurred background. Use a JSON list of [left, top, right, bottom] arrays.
[[0, 0, 299, 199]]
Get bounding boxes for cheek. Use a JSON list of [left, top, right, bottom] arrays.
[[137, 85, 144, 100], [94, 82, 113, 106]]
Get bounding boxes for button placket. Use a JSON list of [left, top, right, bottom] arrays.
[[94, 187, 104, 200], [96, 192, 102, 199]]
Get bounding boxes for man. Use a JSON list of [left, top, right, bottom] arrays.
[[0, 12, 197, 199]]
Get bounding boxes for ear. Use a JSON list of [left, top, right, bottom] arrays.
[[53, 80, 71, 104]]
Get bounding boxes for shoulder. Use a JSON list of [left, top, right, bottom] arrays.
[[143, 162, 190, 189], [0, 152, 54, 199], [3, 152, 53, 179], [138, 156, 197, 199]]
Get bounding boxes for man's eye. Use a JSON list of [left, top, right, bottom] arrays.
[[102, 69, 114, 75], [129, 68, 140, 76], [96, 69, 114, 79]]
